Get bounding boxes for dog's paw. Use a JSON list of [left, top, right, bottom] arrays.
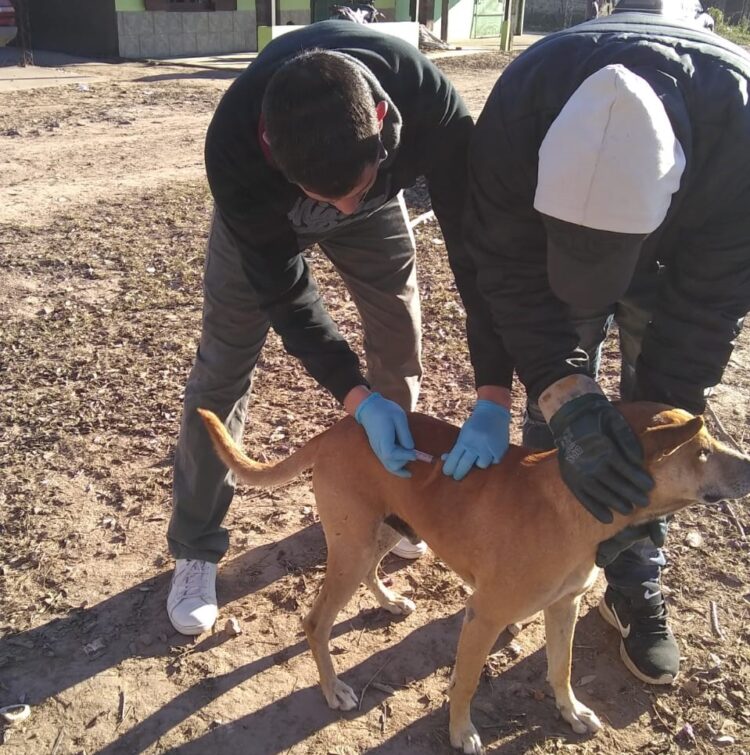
[[559, 700, 603, 735], [382, 595, 416, 616], [450, 722, 485, 754], [324, 678, 359, 711]]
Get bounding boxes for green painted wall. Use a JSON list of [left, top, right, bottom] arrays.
[[395, 0, 411, 20], [115, 0, 144, 10], [279, 0, 309, 9], [115, 0, 257, 8], [258, 24, 272, 48], [115, 0, 396, 18]]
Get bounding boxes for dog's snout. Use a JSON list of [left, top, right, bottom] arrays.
[[704, 446, 750, 503]]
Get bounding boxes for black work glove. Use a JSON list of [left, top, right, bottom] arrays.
[[595, 518, 668, 567], [548, 393, 654, 523]]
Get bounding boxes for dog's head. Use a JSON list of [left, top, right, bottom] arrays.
[[624, 405, 750, 519]]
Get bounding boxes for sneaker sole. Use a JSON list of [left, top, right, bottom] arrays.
[[598, 598, 676, 686], [169, 621, 212, 636], [167, 607, 217, 636], [389, 541, 427, 559]]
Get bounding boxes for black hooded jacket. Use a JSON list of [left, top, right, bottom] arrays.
[[205, 21, 480, 402], [464, 13, 750, 413]]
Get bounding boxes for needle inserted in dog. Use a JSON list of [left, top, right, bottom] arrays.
[[414, 450, 434, 463]]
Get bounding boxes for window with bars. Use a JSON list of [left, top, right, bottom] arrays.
[[144, 0, 238, 10]]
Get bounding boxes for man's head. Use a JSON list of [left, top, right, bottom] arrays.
[[534, 64, 686, 309], [262, 49, 387, 214]]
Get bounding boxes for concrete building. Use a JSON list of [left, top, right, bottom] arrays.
[[24, 0, 257, 59], [23, 0, 520, 60]]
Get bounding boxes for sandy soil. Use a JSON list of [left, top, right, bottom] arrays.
[[1, 51, 749, 755]]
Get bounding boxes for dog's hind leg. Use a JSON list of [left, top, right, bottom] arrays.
[[544, 594, 602, 734], [363, 524, 416, 616], [449, 593, 504, 755], [302, 519, 380, 712]]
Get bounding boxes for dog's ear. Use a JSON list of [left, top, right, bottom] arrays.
[[641, 416, 705, 462]]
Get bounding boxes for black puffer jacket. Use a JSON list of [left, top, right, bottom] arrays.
[[464, 13, 750, 412]]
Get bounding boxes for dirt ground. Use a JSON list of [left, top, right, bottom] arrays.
[[1, 50, 749, 755]]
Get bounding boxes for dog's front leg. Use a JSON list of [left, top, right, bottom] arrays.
[[449, 596, 502, 754], [544, 594, 602, 735]]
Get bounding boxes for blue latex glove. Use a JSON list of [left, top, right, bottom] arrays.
[[442, 400, 511, 481], [354, 392, 417, 478]]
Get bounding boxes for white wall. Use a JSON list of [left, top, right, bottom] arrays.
[[258, 20, 419, 50], [435, 0, 481, 42]]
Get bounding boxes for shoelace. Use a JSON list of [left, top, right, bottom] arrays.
[[631, 590, 669, 637], [176, 560, 208, 598], [633, 607, 669, 637]]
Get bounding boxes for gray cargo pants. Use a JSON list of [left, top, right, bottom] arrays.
[[168, 195, 421, 562], [522, 282, 667, 589]]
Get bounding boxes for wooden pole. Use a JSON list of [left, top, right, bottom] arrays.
[[515, 0, 525, 35], [500, 0, 513, 50]]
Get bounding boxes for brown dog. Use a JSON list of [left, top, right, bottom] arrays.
[[198, 403, 750, 754]]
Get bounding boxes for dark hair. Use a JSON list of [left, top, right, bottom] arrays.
[[262, 49, 381, 197]]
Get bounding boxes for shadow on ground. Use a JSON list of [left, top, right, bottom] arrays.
[[1, 523, 325, 705], [2, 524, 654, 754], [134, 70, 241, 84]]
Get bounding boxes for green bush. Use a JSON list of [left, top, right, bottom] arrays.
[[708, 6, 750, 45]]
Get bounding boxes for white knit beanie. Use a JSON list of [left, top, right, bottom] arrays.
[[534, 64, 685, 234]]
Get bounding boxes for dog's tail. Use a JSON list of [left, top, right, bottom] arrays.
[[198, 408, 319, 487]]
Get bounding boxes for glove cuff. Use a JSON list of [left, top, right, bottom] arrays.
[[548, 392, 612, 438], [354, 392, 381, 425], [539, 374, 603, 424], [474, 399, 511, 421]]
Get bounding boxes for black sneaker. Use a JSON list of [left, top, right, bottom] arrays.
[[598, 582, 679, 685]]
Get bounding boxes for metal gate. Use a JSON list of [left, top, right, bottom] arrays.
[[471, 0, 504, 37]]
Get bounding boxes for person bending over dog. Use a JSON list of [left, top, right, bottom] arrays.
[[448, 10, 750, 684], [166, 21, 482, 635]]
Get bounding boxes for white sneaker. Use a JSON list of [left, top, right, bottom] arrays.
[[390, 538, 428, 559], [167, 559, 218, 635]]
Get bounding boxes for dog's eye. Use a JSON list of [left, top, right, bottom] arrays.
[[698, 448, 711, 462]]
